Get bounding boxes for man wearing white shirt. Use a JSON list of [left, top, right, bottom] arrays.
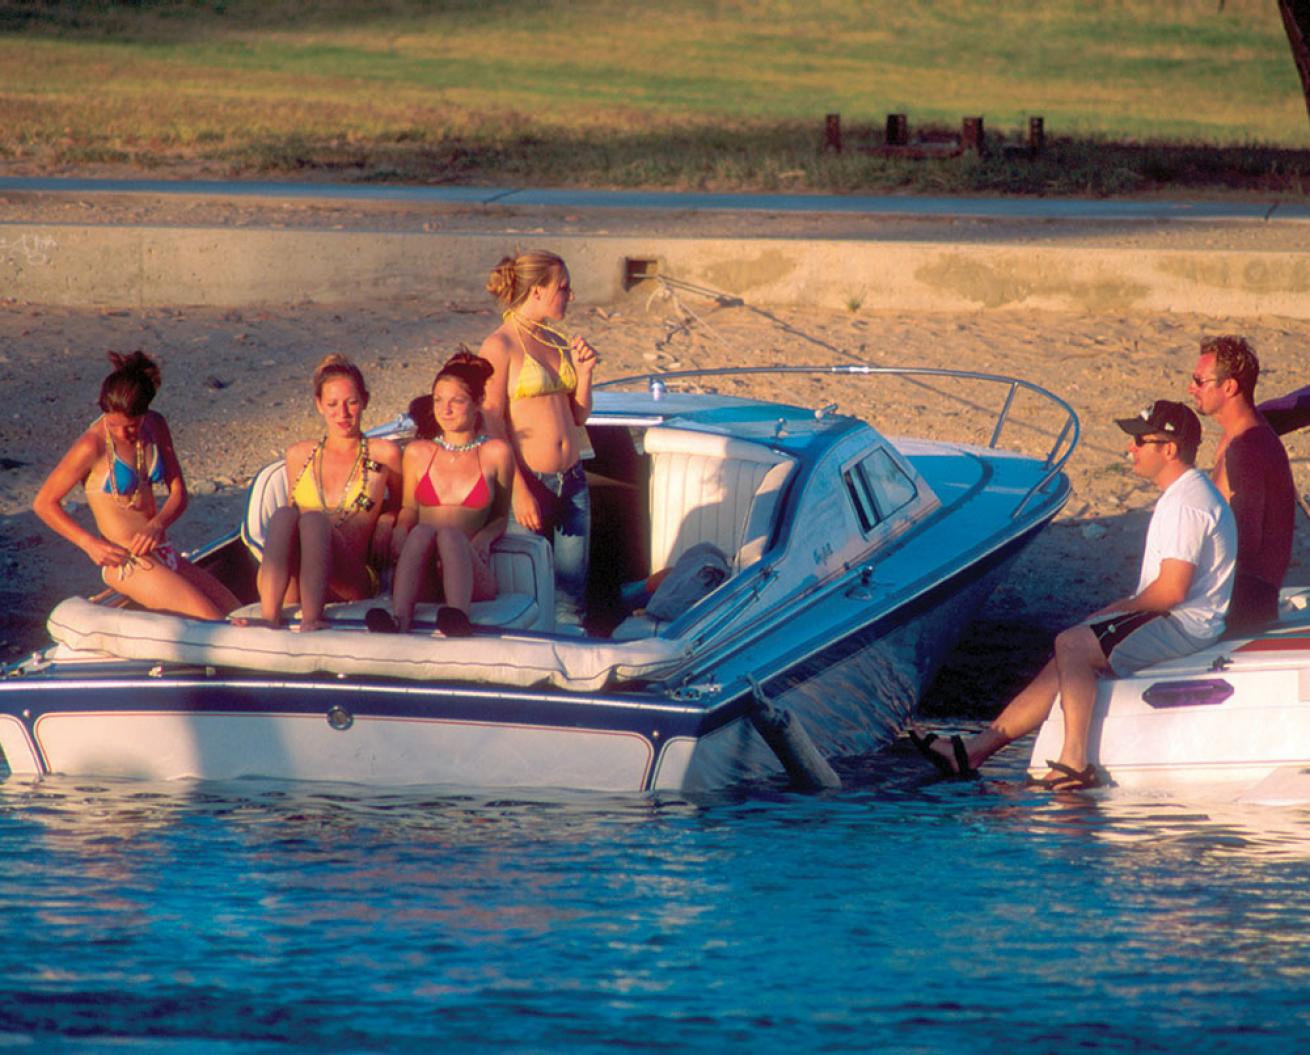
[[912, 400, 1236, 790]]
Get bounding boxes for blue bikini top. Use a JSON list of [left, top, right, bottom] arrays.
[[99, 420, 165, 497]]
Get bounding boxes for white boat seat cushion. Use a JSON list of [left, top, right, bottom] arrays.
[[49, 596, 691, 693], [236, 461, 555, 632], [644, 427, 794, 572]]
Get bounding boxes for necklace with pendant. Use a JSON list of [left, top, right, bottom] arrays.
[[312, 435, 377, 525], [102, 417, 154, 515]]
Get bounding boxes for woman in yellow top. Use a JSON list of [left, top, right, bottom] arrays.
[[372, 352, 515, 637], [479, 249, 598, 632], [33, 351, 239, 619], [245, 354, 402, 631]]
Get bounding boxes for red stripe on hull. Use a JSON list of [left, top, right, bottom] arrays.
[[1236, 635, 1310, 653]]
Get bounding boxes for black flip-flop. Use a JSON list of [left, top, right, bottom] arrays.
[[908, 730, 979, 780]]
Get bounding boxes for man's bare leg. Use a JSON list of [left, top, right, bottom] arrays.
[[1048, 623, 1110, 776], [917, 656, 1063, 774]]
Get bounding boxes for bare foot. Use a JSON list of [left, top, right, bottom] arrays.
[[292, 618, 330, 633], [230, 616, 281, 629]]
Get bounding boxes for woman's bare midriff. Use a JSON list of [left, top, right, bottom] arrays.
[[84, 491, 159, 548], [512, 393, 579, 473]]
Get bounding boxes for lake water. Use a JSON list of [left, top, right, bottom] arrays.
[[3, 733, 1309, 1054]]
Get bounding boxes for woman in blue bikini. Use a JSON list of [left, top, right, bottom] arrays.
[[33, 351, 239, 619]]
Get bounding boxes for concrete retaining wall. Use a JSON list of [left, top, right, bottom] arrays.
[[3, 223, 1309, 316]]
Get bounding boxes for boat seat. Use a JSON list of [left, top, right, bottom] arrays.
[[644, 427, 794, 574], [236, 459, 555, 632], [240, 460, 290, 563]]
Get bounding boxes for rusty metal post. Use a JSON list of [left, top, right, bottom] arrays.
[[824, 113, 842, 154], [962, 116, 985, 154], [1028, 116, 1045, 154], [885, 113, 908, 146]]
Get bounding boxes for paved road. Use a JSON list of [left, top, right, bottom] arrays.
[[4, 176, 1309, 224]]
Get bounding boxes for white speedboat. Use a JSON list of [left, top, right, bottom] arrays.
[[0, 365, 1077, 792]]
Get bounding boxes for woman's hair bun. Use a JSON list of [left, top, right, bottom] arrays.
[[485, 257, 518, 303], [433, 347, 494, 405], [485, 249, 565, 308], [106, 350, 161, 390], [312, 353, 368, 401], [445, 348, 493, 383], [99, 350, 161, 416]]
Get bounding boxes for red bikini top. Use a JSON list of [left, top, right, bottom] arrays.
[[414, 447, 492, 510]]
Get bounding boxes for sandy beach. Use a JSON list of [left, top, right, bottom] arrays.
[[2, 195, 1307, 712]]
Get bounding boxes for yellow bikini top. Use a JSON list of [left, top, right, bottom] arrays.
[[290, 438, 378, 522], [507, 311, 578, 401], [511, 348, 577, 401]]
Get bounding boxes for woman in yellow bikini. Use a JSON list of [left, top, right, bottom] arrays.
[[34, 351, 239, 619], [245, 355, 401, 631], [371, 352, 514, 637], [479, 249, 598, 631]]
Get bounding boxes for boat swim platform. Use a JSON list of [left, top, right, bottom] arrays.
[[2, 179, 1309, 317]]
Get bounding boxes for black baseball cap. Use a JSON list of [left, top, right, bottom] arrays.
[[1115, 399, 1201, 450]]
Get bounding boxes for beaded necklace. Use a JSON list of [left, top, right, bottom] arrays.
[[102, 417, 157, 519], [434, 433, 489, 454], [310, 435, 378, 525]]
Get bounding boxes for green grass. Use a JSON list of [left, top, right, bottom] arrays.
[[2, 0, 1308, 195]]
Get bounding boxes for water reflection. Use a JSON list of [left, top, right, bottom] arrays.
[[11, 738, 1310, 865], [4, 746, 1310, 1051]]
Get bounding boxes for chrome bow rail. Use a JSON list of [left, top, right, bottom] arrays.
[[599, 364, 1080, 520]]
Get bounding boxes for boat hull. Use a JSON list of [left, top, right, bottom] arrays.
[[1029, 619, 1310, 800], [0, 675, 697, 791], [0, 523, 1036, 791]]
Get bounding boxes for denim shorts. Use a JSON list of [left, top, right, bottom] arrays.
[[511, 461, 590, 630]]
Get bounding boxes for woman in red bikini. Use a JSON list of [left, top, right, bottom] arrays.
[[34, 351, 239, 619], [383, 352, 515, 636]]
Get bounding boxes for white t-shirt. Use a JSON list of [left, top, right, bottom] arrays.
[[1136, 467, 1237, 640]]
